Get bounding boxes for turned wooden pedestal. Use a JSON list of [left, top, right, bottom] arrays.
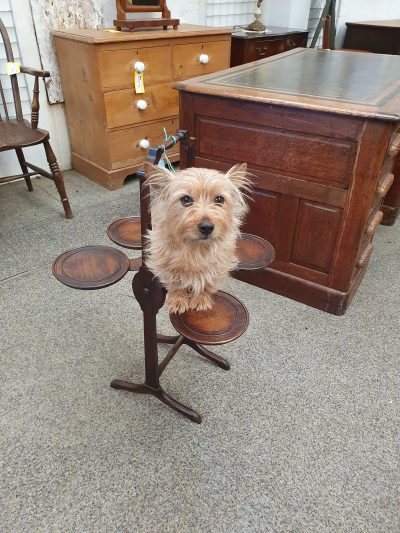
[[53, 135, 274, 423]]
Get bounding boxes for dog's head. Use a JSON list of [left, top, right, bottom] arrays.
[[144, 163, 250, 242]]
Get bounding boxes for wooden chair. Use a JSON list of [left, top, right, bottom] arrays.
[[0, 19, 72, 219]]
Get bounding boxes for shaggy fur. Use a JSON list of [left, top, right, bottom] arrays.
[[144, 162, 250, 314]]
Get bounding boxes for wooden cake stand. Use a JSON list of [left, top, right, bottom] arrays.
[[53, 132, 275, 423]]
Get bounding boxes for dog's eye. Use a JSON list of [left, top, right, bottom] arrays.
[[215, 196, 225, 205], [180, 195, 193, 207]]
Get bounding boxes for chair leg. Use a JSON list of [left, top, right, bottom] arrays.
[[43, 139, 73, 219], [15, 148, 33, 192]]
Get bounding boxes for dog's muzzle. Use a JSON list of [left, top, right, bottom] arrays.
[[198, 221, 214, 238]]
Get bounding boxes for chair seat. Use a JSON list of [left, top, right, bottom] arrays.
[[0, 119, 48, 151]]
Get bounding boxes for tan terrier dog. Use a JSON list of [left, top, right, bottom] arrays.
[[144, 162, 250, 314]]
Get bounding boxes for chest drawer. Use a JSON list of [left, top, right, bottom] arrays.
[[173, 40, 230, 79], [254, 37, 291, 59], [98, 46, 172, 89], [104, 83, 179, 129], [108, 117, 179, 169]]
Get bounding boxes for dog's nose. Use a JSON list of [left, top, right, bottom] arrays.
[[198, 221, 214, 236]]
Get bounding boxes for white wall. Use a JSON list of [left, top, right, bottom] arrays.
[[262, 0, 312, 29], [336, 0, 400, 46]]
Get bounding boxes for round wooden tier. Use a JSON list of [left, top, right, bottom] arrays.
[[52, 246, 130, 290], [107, 216, 142, 249], [236, 233, 275, 270], [170, 291, 249, 345]]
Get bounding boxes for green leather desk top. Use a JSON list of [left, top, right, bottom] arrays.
[[175, 48, 400, 121]]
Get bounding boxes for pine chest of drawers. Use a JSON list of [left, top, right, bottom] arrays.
[[53, 25, 232, 189]]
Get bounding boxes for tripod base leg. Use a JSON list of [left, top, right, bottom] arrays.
[[185, 341, 230, 370], [110, 379, 202, 424]]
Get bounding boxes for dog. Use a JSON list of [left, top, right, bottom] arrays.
[[143, 162, 250, 314]]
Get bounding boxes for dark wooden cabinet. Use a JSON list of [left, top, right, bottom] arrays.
[[343, 19, 400, 55], [176, 49, 400, 314], [343, 19, 400, 225], [230, 27, 309, 67]]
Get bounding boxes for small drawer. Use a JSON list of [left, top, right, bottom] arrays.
[[104, 83, 179, 129], [255, 37, 287, 58], [98, 46, 172, 89], [286, 36, 306, 50], [173, 40, 230, 79], [108, 117, 179, 169]]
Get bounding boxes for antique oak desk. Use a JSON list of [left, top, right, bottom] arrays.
[[53, 25, 231, 189], [175, 49, 400, 314], [343, 19, 400, 226], [230, 27, 309, 67]]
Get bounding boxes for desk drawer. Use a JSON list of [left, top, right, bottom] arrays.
[[196, 116, 356, 187], [254, 37, 289, 59], [173, 40, 230, 79], [108, 117, 179, 169], [104, 83, 179, 129], [98, 46, 172, 89]]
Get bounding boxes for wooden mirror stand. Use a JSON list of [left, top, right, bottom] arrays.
[[114, 0, 179, 31]]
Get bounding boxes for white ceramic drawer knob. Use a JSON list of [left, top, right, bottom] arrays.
[[134, 61, 145, 72], [136, 99, 148, 111], [199, 53, 209, 64], [139, 138, 150, 149]]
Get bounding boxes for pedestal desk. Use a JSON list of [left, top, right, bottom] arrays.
[[176, 49, 400, 314], [53, 25, 231, 190], [230, 27, 309, 67], [343, 19, 400, 226]]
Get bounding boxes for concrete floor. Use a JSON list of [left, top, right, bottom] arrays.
[[1, 171, 399, 533]]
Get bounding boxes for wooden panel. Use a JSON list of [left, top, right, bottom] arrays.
[[290, 200, 342, 274], [183, 92, 364, 142], [331, 120, 391, 290], [343, 24, 400, 55], [197, 117, 356, 187], [104, 83, 178, 129], [98, 45, 172, 89], [243, 187, 281, 250], [54, 37, 110, 169], [108, 117, 179, 169], [193, 156, 346, 209], [173, 40, 231, 79]]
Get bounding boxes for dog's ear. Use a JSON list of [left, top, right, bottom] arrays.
[[144, 162, 174, 189], [225, 163, 250, 190]]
